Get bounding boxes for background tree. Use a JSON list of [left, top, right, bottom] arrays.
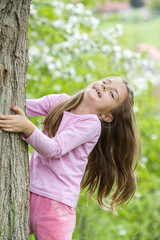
[[0, 1, 31, 239]]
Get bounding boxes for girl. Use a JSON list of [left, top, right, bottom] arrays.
[[0, 76, 141, 240]]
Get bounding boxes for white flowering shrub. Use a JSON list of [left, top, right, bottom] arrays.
[[28, 0, 160, 98]]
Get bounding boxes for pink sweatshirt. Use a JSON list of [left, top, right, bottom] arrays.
[[22, 94, 101, 208]]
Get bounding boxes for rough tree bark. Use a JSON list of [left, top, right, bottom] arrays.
[[0, 0, 31, 239]]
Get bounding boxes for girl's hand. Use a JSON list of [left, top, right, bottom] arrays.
[[0, 106, 35, 138]]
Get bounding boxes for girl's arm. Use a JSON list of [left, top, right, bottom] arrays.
[[0, 106, 101, 158], [21, 117, 101, 158], [0, 92, 69, 137], [26, 93, 69, 117]]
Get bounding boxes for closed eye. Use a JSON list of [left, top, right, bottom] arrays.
[[110, 91, 114, 99]]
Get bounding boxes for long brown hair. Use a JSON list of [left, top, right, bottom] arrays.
[[43, 77, 141, 212]]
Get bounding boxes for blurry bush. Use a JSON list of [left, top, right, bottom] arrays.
[[147, 0, 160, 12], [27, 0, 159, 99], [130, 0, 144, 8]]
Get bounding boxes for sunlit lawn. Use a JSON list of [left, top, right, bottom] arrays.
[[100, 11, 160, 50], [122, 17, 160, 49]]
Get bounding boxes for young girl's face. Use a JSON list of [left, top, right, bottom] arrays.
[[84, 77, 127, 117]]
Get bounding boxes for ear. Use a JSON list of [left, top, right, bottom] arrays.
[[99, 114, 114, 123]]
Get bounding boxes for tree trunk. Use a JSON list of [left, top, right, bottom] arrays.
[[0, 0, 31, 239]]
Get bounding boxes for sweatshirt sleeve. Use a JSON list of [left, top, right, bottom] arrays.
[[26, 93, 69, 117], [21, 117, 101, 159]]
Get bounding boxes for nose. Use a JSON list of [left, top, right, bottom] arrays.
[[101, 84, 109, 92]]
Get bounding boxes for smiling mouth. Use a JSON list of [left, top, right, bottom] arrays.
[[93, 87, 101, 98]]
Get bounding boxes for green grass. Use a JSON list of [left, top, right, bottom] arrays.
[[122, 17, 160, 50], [100, 12, 160, 50]]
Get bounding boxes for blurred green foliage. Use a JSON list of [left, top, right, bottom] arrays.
[[28, 1, 160, 239], [147, 0, 160, 12], [130, 0, 144, 8], [62, 0, 129, 8]]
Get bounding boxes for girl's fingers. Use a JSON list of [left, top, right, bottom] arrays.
[[0, 125, 12, 128], [11, 106, 25, 116], [0, 120, 11, 124], [0, 115, 11, 120], [1, 128, 14, 132], [0, 106, 25, 119]]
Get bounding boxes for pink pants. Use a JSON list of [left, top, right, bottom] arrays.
[[30, 192, 76, 240]]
